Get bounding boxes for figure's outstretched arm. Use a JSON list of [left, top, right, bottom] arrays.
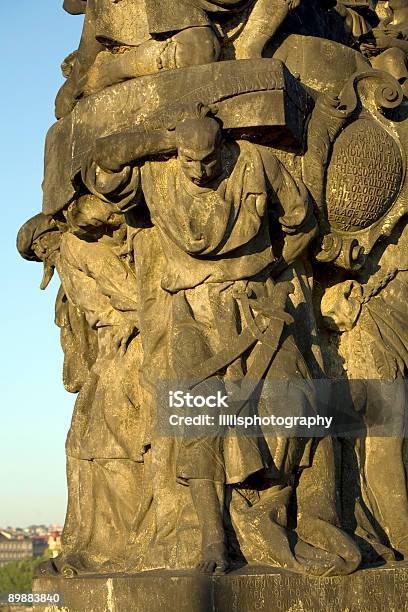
[[261, 150, 318, 270], [81, 128, 176, 209], [86, 128, 177, 173]]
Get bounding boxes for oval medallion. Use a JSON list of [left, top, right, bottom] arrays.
[[326, 119, 403, 232]]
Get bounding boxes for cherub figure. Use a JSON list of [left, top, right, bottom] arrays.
[[56, 0, 305, 116], [360, 0, 408, 87]]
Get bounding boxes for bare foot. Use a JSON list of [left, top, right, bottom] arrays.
[[196, 543, 229, 575]]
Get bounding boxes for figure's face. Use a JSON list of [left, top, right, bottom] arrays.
[[32, 232, 60, 264], [178, 144, 222, 187], [66, 199, 123, 239]]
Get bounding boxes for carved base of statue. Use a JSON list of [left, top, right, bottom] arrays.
[[33, 562, 408, 612]]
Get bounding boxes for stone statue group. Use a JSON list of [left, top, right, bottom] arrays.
[[18, 0, 408, 578]]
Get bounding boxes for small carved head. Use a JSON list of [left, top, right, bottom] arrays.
[[175, 114, 223, 187], [17, 213, 61, 289], [65, 195, 124, 239], [321, 280, 363, 332]]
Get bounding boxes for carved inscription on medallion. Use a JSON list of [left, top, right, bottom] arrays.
[[326, 119, 403, 232]]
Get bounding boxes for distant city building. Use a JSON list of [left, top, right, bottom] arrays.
[[32, 537, 49, 558], [47, 531, 62, 558], [0, 531, 32, 566], [0, 530, 48, 566]]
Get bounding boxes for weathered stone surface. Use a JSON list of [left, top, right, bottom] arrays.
[[18, 0, 408, 600], [273, 34, 371, 94], [33, 564, 408, 612]]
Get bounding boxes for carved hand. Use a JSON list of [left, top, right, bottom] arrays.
[[83, 52, 118, 97], [369, 27, 403, 50], [90, 135, 128, 173], [373, 34, 398, 50]]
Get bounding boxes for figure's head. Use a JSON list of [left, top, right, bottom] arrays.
[[175, 116, 223, 187], [65, 195, 124, 239], [17, 213, 61, 289], [17, 214, 60, 262], [321, 280, 363, 332]]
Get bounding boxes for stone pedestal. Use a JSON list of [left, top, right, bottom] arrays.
[[33, 563, 408, 612]]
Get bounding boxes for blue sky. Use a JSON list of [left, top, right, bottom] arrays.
[[0, 2, 84, 526]]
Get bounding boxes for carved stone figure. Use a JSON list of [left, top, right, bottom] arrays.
[[59, 0, 287, 114], [19, 0, 408, 608], [53, 196, 149, 577], [57, 0, 365, 115], [17, 214, 98, 393], [321, 222, 408, 559], [18, 200, 145, 576], [360, 0, 408, 89]]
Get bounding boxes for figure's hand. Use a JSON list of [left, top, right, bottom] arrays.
[[360, 42, 378, 56], [372, 27, 400, 39], [373, 34, 396, 50], [55, 79, 80, 119], [359, 34, 389, 57], [88, 135, 127, 173], [83, 51, 120, 97]]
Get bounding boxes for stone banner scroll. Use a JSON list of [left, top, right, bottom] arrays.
[[42, 58, 313, 215]]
